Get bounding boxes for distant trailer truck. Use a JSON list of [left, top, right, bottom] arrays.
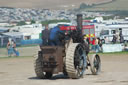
[[100, 27, 128, 42]]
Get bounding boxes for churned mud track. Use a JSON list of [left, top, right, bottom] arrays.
[[0, 54, 128, 85]]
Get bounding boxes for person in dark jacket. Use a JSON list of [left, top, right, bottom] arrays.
[[120, 35, 124, 43], [49, 25, 65, 46], [119, 29, 124, 43], [112, 35, 117, 44], [42, 25, 50, 45]]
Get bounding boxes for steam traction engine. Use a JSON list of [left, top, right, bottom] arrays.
[[34, 14, 101, 79]]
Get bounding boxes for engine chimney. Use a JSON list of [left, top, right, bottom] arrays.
[[77, 14, 83, 31]]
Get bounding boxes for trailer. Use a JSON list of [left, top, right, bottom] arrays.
[[100, 25, 128, 42]]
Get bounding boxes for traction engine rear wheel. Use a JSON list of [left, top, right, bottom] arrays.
[[65, 43, 87, 79]]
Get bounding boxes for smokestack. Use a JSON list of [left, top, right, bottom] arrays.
[[77, 14, 83, 33]]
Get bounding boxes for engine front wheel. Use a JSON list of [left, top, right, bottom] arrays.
[[89, 54, 101, 75]]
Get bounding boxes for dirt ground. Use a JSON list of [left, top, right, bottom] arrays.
[[0, 54, 128, 85]]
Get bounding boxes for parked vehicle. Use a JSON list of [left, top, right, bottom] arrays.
[[100, 27, 128, 43]]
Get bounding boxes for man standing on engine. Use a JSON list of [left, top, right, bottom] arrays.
[[42, 24, 50, 45]]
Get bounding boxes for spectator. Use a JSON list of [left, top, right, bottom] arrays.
[[104, 36, 109, 44], [84, 36, 88, 44], [120, 35, 124, 43], [97, 37, 102, 52], [112, 35, 117, 44], [86, 37, 90, 44], [119, 29, 123, 43], [84, 35, 90, 45], [12, 40, 19, 56], [119, 30, 122, 37], [91, 38, 96, 52], [42, 24, 50, 45], [7, 38, 14, 57], [124, 44, 128, 51], [95, 38, 100, 53], [84, 36, 90, 55]]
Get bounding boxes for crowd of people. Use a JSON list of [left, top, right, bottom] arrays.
[[82, 28, 128, 53], [84, 37, 102, 53]]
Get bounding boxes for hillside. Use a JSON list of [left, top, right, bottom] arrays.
[[84, 0, 128, 11], [0, 0, 112, 10]]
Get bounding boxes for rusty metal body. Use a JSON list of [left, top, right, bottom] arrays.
[[39, 46, 65, 74]]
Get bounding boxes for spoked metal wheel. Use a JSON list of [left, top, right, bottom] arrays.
[[89, 54, 101, 75], [65, 43, 87, 79]]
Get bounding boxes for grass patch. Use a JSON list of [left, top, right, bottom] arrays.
[[100, 51, 128, 54], [17, 44, 39, 48], [89, 51, 128, 55]]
